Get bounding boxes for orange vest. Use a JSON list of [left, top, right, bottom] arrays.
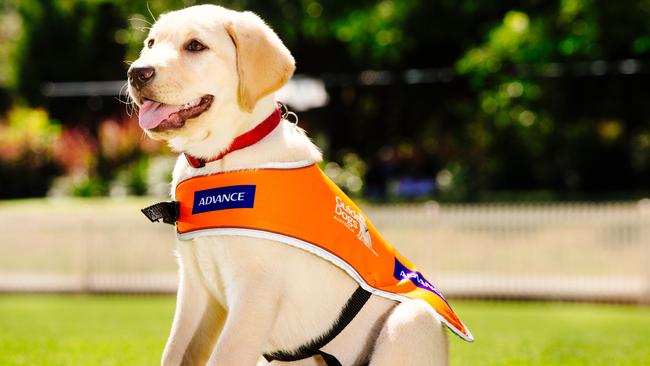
[[175, 161, 472, 341]]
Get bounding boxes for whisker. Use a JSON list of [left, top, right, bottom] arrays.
[[146, 2, 158, 23], [119, 82, 128, 98], [116, 82, 138, 118], [129, 17, 153, 26]]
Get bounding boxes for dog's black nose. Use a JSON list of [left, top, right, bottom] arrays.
[[128, 66, 155, 89]]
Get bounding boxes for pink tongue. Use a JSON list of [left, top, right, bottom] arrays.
[[138, 100, 184, 129]]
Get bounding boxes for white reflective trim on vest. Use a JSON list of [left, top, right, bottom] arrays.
[[178, 227, 474, 342], [176, 160, 316, 185]]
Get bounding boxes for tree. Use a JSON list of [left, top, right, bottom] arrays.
[[10, 0, 128, 123]]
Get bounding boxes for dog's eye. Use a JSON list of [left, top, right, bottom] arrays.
[[185, 39, 207, 52], [147, 39, 154, 48]]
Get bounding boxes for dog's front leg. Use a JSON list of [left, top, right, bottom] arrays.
[[206, 277, 282, 366], [162, 248, 226, 366]]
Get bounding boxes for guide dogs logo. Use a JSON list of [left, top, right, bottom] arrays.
[[333, 196, 376, 255], [192, 185, 256, 214]]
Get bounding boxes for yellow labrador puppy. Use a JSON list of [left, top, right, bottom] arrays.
[[129, 5, 449, 366]]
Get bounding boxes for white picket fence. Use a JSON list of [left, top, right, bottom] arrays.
[[1, 199, 649, 302]]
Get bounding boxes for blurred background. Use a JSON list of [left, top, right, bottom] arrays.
[[0, 0, 649, 365]]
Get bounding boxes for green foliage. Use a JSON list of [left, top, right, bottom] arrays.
[[9, 0, 127, 108], [0, 107, 61, 197], [119, 0, 422, 68], [451, 1, 650, 197], [109, 157, 150, 196], [47, 115, 167, 198], [329, 0, 416, 63], [321, 152, 367, 196], [70, 176, 107, 197], [0, 107, 61, 161], [2, 0, 650, 200], [0, 102, 167, 198]]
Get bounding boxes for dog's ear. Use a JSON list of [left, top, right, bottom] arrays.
[[225, 12, 295, 112]]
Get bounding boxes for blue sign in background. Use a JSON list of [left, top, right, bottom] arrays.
[[192, 185, 256, 214]]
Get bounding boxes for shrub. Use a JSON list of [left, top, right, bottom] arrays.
[[0, 107, 61, 197]]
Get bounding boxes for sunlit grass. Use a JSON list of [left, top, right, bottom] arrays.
[[0, 296, 649, 365], [451, 301, 650, 366], [0, 295, 173, 366]]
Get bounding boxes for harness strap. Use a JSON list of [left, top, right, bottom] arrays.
[[263, 286, 371, 365], [315, 350, 343, 366]]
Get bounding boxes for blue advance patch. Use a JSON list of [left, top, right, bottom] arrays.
[[192, 185, 256, 214], [393, 258, 437, 293]]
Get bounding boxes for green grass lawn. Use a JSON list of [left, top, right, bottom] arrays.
[[0, 296, 649, 365]]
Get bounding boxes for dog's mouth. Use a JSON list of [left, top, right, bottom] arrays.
[[138, 95, 214, 132]]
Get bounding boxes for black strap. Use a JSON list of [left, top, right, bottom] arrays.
[[263, 286, 371, 365], [316, 350, 343, 366], [141, 201, 179, 225]]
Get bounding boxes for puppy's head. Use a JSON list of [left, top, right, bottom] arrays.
[[128, 5, 294, 156]]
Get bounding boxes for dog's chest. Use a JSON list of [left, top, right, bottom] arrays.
[[179, 234, 368, 342], [184, 236, 263, 308]]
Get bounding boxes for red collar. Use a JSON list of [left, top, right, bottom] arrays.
[[184, 104, 282, 168]]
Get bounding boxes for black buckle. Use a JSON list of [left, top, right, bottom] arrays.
[[141, 201, 179, 225]]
